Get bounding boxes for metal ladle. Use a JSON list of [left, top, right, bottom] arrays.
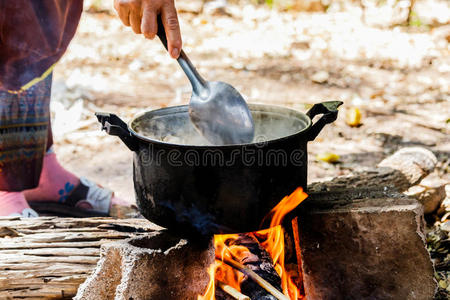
[[156, 16, 255, 145]]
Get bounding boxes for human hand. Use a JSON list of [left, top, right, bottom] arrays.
[[114, 0, 182, 58]]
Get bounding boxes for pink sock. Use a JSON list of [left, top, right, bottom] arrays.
[[23, 150, 79, 203], [0, 191, 30, 216]]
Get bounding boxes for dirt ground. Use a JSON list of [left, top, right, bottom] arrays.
[[51, 0, 449, 204]]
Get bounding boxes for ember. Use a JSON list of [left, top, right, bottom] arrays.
[[199, 188, 308, 300]]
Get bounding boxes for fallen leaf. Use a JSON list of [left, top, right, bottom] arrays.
[[316, 153, 340, 163], [346, 107, 362, 127]]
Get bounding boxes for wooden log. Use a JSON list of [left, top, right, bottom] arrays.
[[0, 217, 156, 299], [308, 147, 437, 195], [0, 254, 98, 264], [0, 262, 96, 271], [0, 247, 99, 256], [0, 241, 105, 250]]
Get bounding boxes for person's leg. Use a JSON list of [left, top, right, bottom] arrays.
[[24, 146, 128, 212], [0, 75, 52, 216], [0, 72, 128, 216], [23, 146, 80, 203], [24, 93, 129, 213], [0, 191, 37, 217], [23, 117, 79, 204]]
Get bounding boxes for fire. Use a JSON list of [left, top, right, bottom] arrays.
[[198, 187, 308, 300]]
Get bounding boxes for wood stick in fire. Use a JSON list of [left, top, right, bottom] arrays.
[[217, 280, 251, 300], [219, 233, 289, 300]]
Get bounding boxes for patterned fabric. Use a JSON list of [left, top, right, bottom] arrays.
[[0, 75, 53, 191]]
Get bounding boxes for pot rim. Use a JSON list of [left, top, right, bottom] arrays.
[[127, 103, 313, 148]]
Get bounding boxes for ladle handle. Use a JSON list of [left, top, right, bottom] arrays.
[[156, 15, 207, 95]]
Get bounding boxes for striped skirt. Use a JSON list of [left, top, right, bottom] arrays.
[[0, 75, 53, 191]]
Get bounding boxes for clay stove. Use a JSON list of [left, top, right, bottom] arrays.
[[75, 147, 438, 299]]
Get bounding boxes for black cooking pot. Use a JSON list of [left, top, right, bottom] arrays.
[[96, 101, 342, 240]]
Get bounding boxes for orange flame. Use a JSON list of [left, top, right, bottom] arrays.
[[198, 187, 308, 300]]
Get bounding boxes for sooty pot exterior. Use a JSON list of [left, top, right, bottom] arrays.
[[96, 101, 342, 241]]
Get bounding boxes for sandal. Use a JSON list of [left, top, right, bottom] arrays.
[[9, 207, 39, 218], [29, 177, 113, 217]]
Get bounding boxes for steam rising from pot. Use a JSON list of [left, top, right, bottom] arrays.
[[131, 104, 310, 146]]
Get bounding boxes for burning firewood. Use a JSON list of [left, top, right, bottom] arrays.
[[230, 234, 282, 299], [205, 188, 308, 300], [217, 281, 250, 300], [219, 257, 289, 300], [216, 233, 289, 300]]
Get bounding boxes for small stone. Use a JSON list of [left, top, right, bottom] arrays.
[[176, 0, 204, 14], [310, 71, 329, 83], [203, 0, 231, 16], [405, 184, 446, 214], [440, 221, 450, 233], [128, 59, 143, 71]]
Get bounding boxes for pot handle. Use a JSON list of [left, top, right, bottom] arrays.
[[95, 112, 139, 151], [305, 101, 343, 141]]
